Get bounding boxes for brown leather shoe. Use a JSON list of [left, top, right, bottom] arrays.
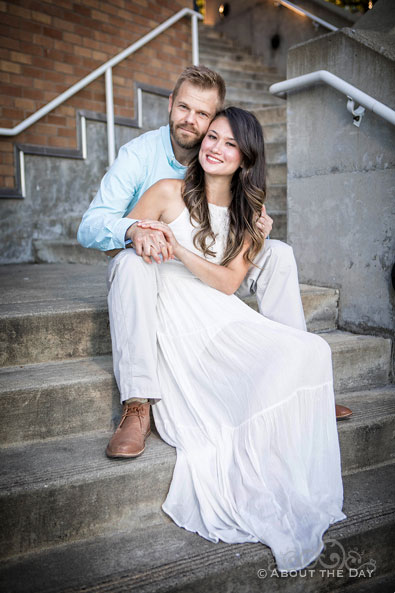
[[106, 402, 151, 458], [336, 403, 352, 420]]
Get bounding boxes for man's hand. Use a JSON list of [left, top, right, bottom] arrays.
[[127, 222, 173, 264], [256, 205, 273, 239]]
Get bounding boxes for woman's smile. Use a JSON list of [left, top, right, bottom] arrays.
[[199, 116, 243, 177]]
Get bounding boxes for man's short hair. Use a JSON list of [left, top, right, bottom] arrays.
[[172, 65, 226, 110]]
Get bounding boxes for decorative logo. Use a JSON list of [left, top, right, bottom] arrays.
[[257, 537, 376, 579]]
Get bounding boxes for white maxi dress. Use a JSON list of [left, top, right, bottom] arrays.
[[152, 203, 346, 572]]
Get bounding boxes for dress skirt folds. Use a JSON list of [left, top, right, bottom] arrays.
[[151, 205, 346, 572]]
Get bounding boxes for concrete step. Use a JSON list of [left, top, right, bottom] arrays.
[[198, 54, 276, 75], [34, 239, 109, 264], [0, 461, 393, 590], [254, 105, 287, 125], [0, 430, 174, 559], [267, 162, 287, 185], [1, 267, 391, 387], [265, 183, 286, 211], [0, 355, 116, 447], [321, 330, 392, 392], [334, 386, 395, 473], [0, 265, 338, 365], [0, 263, 111, 366], [205, 64, 279, 82], [262, 122, 286, 143], [265, 141, 286, 164], [266, 210, 286, 241], [209, 72, 282, 89]]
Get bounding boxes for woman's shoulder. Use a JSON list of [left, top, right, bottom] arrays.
[[151, 178, 183, 196]]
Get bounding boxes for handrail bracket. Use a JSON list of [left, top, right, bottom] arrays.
[[346, 96, 365, 128]]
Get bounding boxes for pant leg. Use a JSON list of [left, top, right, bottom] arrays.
[[107, 249, 162, 403], [236, 239, 307, 331]]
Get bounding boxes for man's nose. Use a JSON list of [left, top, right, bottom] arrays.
[[184, 110, 197, 125]]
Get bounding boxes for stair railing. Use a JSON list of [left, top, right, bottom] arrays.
[[274, 0, 338, 32], [270, 70, 395, 127], [0, 7, 203, 180]]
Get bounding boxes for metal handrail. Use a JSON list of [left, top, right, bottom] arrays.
[[274, 0, 338, 31], [270, 70, 395, 127], [0, 7, 203, 167]]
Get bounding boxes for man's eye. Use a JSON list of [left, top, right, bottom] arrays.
[[199, 112, 209, 118]]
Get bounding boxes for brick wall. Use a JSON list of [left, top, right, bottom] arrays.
[[0, 0, 193, 194]]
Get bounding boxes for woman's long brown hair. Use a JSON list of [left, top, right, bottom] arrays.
[[182, 107, 266, 266]]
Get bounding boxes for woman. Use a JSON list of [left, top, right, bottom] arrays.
[[127, 107, 346, 572]]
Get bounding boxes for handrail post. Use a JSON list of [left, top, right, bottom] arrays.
[[105, 67, 116, 167], [191, 12, 199, 66]]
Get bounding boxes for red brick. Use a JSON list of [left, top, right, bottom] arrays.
[[74, 45, 92, 58], [15, 97, 36, 110], [72, 4, 91, 17], [0, 164, 15, 175], [56, 126, 76, 137], [22, 87, 47, 100], [46, 135, 71, 147], [18, 40, 43, 56], [31, 10, 52, 25], [7, 4, 32, 20], [0, 35, 20, 51], [5, 176, 16, 187], [33, 34, 55, 48], [73, 23, 93, 38], [63, 32, 82, 45], [52, 16, 74, 32], [42, 26, 63, 40], [2, 107, 22, 119], [0, 140, 14, 152], [54, 61, 73, 74]]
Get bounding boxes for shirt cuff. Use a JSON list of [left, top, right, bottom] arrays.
[[113, 218, 138, 248]]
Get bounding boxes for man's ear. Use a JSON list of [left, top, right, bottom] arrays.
[[168, 93, 173, 114]]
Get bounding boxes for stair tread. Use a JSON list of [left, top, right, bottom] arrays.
[[0, 462, 394, 593], [0, 355, 114, 394], [1, 386, 394, 493], [0, 263, 338, 315], [0, 430, 173, 494]]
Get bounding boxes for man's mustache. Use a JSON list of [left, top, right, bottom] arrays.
[[176, 123, 198, 134]]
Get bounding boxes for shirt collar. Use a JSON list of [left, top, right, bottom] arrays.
[[161, 124, 187, 171]]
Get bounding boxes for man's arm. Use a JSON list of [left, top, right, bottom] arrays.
[[77, 143, 145, 252]]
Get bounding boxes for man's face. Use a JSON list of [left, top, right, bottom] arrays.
[[168, 81, 220, 151]]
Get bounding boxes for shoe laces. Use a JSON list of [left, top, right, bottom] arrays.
[[119, 403, 146, 428]]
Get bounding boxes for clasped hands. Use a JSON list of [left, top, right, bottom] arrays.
[[128, 205, 273, 265]]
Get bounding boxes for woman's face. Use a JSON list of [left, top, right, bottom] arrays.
[[199, 117, 243, 178]]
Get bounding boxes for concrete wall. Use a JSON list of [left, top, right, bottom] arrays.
[[204, 0, 357, 74], [286, 28, 395, 336], [0, 92, 169, 264]]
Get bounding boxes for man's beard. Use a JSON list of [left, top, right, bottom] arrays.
[[169, 114, 203, 150]]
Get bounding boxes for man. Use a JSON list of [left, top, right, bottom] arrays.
[[78, 66, 351, 459]]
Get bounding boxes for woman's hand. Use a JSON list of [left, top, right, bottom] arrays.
[[137, 220, 179, 258]]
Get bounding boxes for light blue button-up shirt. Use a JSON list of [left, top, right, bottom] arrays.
[[77, 125, 187, 251]]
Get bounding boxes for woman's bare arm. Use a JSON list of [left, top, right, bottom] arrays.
[[137, 220, 252, 295]]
